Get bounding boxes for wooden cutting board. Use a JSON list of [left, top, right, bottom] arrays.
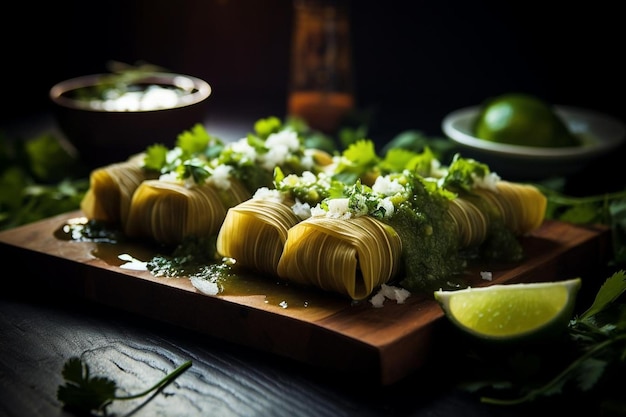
[[0, 211, 611, 385]]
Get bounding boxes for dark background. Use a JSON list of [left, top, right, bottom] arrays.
[[3, 0, 624, 140]]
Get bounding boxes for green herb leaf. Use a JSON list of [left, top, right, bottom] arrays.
[[57, 357, 117, 414], [176, 123, 213, 155], [254, 116, 282, 139], [0, 131, 89, 231], [332, 139, 380, 184], [579, 270, 626, 320], [143, 144, 169, 171], [441, 153, 491, 192], [57, 357, 192, 415]]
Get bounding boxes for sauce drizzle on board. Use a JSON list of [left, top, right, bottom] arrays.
[[0, 211, 611, 385]]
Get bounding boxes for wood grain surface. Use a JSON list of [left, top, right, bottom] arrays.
[[0, 211, 612, 386]]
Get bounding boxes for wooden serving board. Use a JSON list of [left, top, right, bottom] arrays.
[[0, 211, 612, 385]]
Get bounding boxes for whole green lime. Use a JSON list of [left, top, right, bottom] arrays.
[[473, 93, 580, 147]]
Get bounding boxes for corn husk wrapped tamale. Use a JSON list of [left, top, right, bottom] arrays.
[[275, 215, 402, 301], [472, 181, 547, 235], [79, 154, 159, 225], [124, 178, 251, 245], [216, 198, 301, 277], [447, 181, 547, 248]]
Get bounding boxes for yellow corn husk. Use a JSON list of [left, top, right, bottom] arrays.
[[216, 198, 301, 277], [446, 197, 489, 248], [276, 215, 402, 301], [446, 181, 546, 247], [448, 181, 547, 247], [79, 154, 158, 225], [124, 178, 251, 245], [472, 181, 547, 235]]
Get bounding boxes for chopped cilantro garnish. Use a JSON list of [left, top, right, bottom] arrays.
[[143, 143, 168, 172], [253, 116, 282, 139], [441, 153, 492, 191]]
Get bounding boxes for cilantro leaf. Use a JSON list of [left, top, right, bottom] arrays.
[[441, 153, 491, 191], [176, 123, 213, 155], [579, 270, 626, 321], [332, 139, 380, 184], [143, 144, 168, 172], [57, 357, 116, 414], [57, 357, 192, 415], [254, 116, 282, 139]]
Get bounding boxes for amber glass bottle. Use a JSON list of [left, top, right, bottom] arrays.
[[288, 0, 354, 134]]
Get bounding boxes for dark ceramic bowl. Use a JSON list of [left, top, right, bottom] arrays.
[[50, 72, 211, 169]]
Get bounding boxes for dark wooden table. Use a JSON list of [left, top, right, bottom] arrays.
[[1, 108, 622, 417], [0, 288, 535, 417]]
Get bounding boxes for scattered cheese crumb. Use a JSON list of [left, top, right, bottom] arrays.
[[369, 284, 411, 308], [118, 253, 148, 271], [207, 164, 233, 190], [229, 138, 257, 162], [190, 276, 219, 296], [472, 172, 501, 191], [369, 292, 386, 308], [325, 198, 352, 219], [480, 271, 493, 281], [260, 130, 300, 170], [291, 199, 312, 220], [310, 204, 327, 217], [372, 176, 405, 195], [253, 187, 285, 203]]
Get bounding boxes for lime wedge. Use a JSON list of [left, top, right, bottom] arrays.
[[434, 278, 581, 342]]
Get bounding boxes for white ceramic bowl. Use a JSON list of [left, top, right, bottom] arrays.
[[442, 105, 626, 180]]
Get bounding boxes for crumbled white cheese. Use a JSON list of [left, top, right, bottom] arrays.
[[472, 172, 501, 191], [159, 170, 197, 188], [310, 204, 327, 217], [300, 153, 315, 170], [253, 187, 285, 203], [206, 164, 233, 190], [380, 284, 411, 303], [291, 199, 312, 220], [300, 170, 318, 185], [326, 198, 352, 219], [117, 253, 148, 271], [266, 129, 300, 151], [229, 137, 257, 162], [190, 276, 219, 296], [480, 271, 493, 281], [158, 171, 182, 184], [369, 284, 411, 308], [377, 197, 395, 218], [369, 292, 386, 308], [260, 130, 300, 170], [372, 175, 405, 195]]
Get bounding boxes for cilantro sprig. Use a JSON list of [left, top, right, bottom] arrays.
[[57, 357, 192, 416]]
